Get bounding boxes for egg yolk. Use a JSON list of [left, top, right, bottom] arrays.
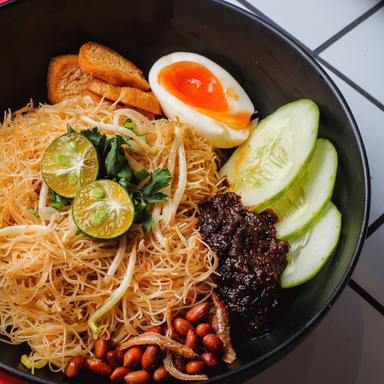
[[158, 61, 251, 129]]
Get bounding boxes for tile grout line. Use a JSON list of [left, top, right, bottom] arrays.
[[235, 0, 283, 29], [366, 213, 384, 238], [348, 279, 384, 316], [316, 57, 384, 113], [235, 0, 384, 113], [235, 0, 313, 53], [346, 217, 384, 315], [313, 0, 384, 55]]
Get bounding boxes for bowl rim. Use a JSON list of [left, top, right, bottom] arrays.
[[0, 0, 371, 383]]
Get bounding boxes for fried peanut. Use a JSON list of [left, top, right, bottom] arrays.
[[185, 302, 211, 324]]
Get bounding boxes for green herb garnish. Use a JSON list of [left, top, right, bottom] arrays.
[[28, 208, 40, 219], [124, 118, 148, 144], [133, 168, 150, 184], [65, 124, 172, 232], [132, 168, 172, 232], [49, 191, 67, 211]]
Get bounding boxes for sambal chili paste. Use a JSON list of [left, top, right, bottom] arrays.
[[199, 192, 290, 337]]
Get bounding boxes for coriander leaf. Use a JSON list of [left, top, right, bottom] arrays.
[[119, 134, 137, 153], [134, 206, 155, 233], [106, 134, 137, 154], [104, 135, 135, 189], [105, 136, 126, 177], [80, 127, 107, 157], [144, 190, 172, 204], [130, 168, 171, 232], [105, 136, 115, 150], [66, 123, 76, 133], [133, 168, 150, 184], [140, 168, 172, 204], [132, 191, 147, 213], [117, 162, 134, 185], [118, 178, 132, 189], [142, 212, 155, 233]]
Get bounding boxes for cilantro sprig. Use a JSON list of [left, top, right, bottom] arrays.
[[132, 168, 172, 232], [67, 124, 172, 232]]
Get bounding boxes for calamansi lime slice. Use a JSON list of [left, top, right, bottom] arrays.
[[41, 133, 99, 198], [72, 179, 135, 240]]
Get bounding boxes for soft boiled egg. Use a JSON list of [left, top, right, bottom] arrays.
[[148, 52, 256, 148]]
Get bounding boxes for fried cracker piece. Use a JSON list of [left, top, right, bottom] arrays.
[[86, 78, 162, 115], [81, 90, 156, 120], [78, 42, 150, 91], [47, 54, 93, 104], [81, 89, 111, 104]]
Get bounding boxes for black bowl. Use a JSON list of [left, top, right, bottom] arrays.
[[0, 0, 370, 383]]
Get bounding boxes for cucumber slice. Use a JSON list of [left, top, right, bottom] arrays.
[[281, 202, 341, 289], [271, 138, 338, 240], [219, 99, 319, 212]]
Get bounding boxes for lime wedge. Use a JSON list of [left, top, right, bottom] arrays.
[[41, 133, 99, 198], [72, 179, 135, 241]]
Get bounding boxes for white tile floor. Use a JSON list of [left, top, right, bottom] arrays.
[[320, 7, 384, 106], [222, 0, 384, 383], [239, 0, 382, 50], [254, 286, 384, 384], [353, 225, 384, 306], [323, 69, 384, 226]]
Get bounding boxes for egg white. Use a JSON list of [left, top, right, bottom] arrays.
[[148, 52, 256, 148]]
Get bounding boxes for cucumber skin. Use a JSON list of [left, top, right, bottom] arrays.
[[280, 202, 342, 289], [273, 138, 338, 241], [219, 99, 319, 213]]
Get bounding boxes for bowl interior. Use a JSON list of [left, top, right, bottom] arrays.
[[0, 0, 370, 383]]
